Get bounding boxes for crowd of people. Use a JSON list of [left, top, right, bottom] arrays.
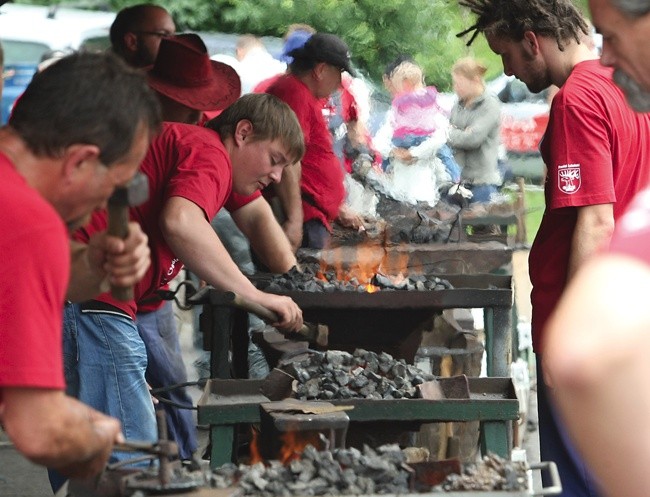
[[1, 1, 650, 496]]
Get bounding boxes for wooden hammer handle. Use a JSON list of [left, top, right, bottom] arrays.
[[223, 291, 327, 346], [107, 203, 133, 302]]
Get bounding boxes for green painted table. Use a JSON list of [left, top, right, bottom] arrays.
[[198, 377, 519, 469]]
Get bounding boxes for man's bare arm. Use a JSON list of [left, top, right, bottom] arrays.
[[1, 388, 122, 478], [230, 197, 297, 273], [567, 203, 615, 279], [273, 161, 303, 252], [160, 196, 302, 331]]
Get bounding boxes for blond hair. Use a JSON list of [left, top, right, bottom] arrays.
[[452, 57, 488, 81], [391, 61, 424, 92]]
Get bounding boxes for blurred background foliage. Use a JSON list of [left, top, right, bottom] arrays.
[[16, 0, 591, 91]]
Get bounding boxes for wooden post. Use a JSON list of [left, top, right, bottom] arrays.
[[515, 177, 528, 244]]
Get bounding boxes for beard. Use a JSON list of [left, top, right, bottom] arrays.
[[613, 69, 650, 113]]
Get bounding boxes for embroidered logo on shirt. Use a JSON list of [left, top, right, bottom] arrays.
[[558, 163, 581, 194]]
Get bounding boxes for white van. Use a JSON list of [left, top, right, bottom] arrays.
[[0, 3, 116, 122]]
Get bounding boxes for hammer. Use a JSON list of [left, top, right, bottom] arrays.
[[107, 172, 149, 301], [216, 291, 328, 347]]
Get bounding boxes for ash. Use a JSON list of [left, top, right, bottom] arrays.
[[288, 349, 435, 401], [258, 265, 453, 293], [434, 453, 528, 492], [210, 444, 412, 496]]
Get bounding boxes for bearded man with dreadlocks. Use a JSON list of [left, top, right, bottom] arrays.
[[458, 1, 650, 496]]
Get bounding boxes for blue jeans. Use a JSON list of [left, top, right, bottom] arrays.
[[467, 183, 498, 203], [50, 303, 158, 492], [302, 219, 330, 249], [391, 135, 461, 182], [536, 356, 603, 497], [62, 303, 157, 451], [136, 302, 197, 460]]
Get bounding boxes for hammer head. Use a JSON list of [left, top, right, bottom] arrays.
[[108, 172, 149, 207]]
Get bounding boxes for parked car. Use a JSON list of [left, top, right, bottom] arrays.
[[487, 74, 550, 155], [0, 3, 115, 123]]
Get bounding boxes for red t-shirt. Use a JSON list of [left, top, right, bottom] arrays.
[[530, 60, 650, 352], [75, 123, 259, 318], [265, 74, 345, 229], [0, 153, 68, 398]]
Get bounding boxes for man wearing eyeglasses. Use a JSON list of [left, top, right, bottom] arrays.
[[109, 4, 176, 68]]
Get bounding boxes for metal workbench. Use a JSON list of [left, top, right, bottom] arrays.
[[197, 377, 519, 469]]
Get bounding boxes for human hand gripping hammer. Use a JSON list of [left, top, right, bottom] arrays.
[[106, 173, 149, 301], [220, 291, 328, 347]]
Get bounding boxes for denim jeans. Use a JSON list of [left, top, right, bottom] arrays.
[[467, 183, 498, 203], [136, 302, 197, 459], [62, 303, 157, 452], [50, 304, 158, 492], [536, 356, 603, 497]]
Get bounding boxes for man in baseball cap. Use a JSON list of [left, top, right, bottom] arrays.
[[265, 32, 363, 251], [288, 32, 356, 77]]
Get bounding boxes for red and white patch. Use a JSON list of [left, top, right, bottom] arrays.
[[557, 163, 581, 194]]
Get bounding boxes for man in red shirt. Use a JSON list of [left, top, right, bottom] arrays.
[[136, 32, 241, 465], [265, 32, 363, 250], [0, 52, 159, 480], [460, 1, 650, 495], [544, 1, 650, 497], [64, 94, 305, 469]]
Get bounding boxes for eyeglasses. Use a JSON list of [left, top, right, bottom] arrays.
[[133, 30, 174, 38]]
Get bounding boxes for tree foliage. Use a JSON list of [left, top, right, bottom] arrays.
[[17, 0, 591, 91]]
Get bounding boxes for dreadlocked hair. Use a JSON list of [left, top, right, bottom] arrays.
[[457, 0, 589, 51]]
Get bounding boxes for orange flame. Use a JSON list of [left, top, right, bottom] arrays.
[[249, 428, 263, 465], [279, 430, 323, 464]]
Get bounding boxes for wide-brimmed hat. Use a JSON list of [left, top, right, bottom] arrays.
[[147, 34, 241, 111], [288, 32, 355, 76]]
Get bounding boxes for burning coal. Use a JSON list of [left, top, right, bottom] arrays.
[[258, 265, 453, 293]]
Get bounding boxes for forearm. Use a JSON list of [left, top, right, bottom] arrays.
[[232, 199, 297, 273], [274, 161, 303, 226], [567, 203, 615, 279], [162, 197, 265, 303], [67, 241, 107, 302], [2, 389, 117, 475]]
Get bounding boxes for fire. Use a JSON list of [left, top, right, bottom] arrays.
[[279, 430, 322, 464], [248, 427, 323, 465], [317, 243, 421, 292], [249, 428, 263, 464]]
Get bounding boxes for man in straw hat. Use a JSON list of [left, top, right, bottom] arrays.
[[63, 35, 305, 475], [133, 33, 241, 466]]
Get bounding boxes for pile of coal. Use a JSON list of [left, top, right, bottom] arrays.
[[258, 265, 453, 293], [434, 453, 528, 492], [210, 444, 412, 496], [288, 349, 435, 400]]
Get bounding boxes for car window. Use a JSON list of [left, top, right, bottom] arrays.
[[3, 40, 50, 65], [79, 35, 110, 53]]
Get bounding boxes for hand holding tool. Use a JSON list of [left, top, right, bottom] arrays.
[[106, 173, 149, 301], [216, 291, 329, 346]]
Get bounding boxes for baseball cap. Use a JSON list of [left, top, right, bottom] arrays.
[[288, 32, 356, 76]]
